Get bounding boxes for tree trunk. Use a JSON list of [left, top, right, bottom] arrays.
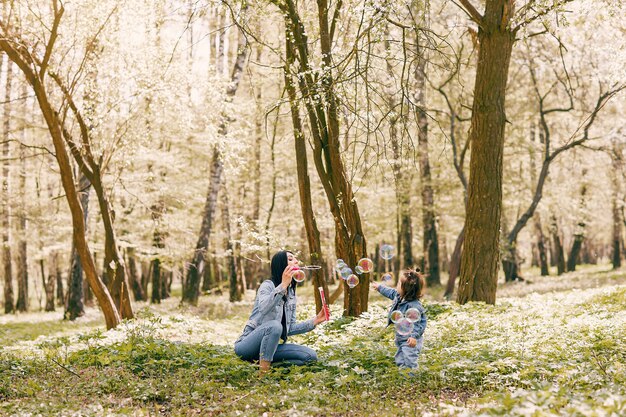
[[127, 247, 146, 301], [285, 50, 329, 312], [15, 80, 28, 312], [414, 1, 440, 286], [567, 181, 588, 272], [550, 215, 566, 275], [534, 213, 549, 276], [280, 0, 368, 316], [44, 254, 56, 312], [222, 191, 242, 303], [444, 227, 464, 299], [457, 1, 516, 304], [0, 33, 121, 329], [568, 231, 584, 272], [54, 252, 64, 307], [65, 173, 90, 320], [151, 258, 161, 304], [92, 178, 133, 319], [611, 141, 623, 269], [183, 8, 248, 305], [2, 58, 14, 314], [150, 201, 165, 304]]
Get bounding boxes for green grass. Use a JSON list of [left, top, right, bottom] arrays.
[[1, 267, 625, 416]]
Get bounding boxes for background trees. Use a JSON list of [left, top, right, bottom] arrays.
[[0, 0, 623, 321]]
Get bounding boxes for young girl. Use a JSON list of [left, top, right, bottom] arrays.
[[372, 269, 427, 369]]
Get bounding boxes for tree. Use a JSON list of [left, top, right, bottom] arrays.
[[500, 38, 625, 281], [1, 55, 14, 314], [455, 0, 574, 304], [182, 3, 249, 305], [0, 1, 121, 328], [274, 0, 369, 316]]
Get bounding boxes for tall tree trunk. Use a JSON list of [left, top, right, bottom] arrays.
[[15, 134, 28, 312], [414, 0, 440, 286], [285, 47, 329, 312], [279, 0, 369, 316], [2, 58, 14, 314], [65, 173, 91, 320], [384, 22, 413, 274], [457, 0, 516, 304], [183, 7, 248, 304], [14, 80, 29, 312]]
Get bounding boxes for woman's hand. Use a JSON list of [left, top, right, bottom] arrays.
[[281, 265, 295, 289], [371, 281, 380, 291], [313, 308, 327, 326], [407, 337, 417, 348]]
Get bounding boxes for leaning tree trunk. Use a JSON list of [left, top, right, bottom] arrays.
[[444, 226, 464, 299], [66, 173, 91, 320], [279, 0, 369, 316], [92, 177, 133, 319], [0, 23, 121, 329], [285, 48, 329, 312], [457, 0, 516, 304], [2, 58, 14, 314], [183, 8, 248, 305]]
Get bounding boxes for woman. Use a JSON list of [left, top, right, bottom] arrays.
[[234, 251, 327, 374]]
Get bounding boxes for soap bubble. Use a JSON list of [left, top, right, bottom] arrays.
[[292, 269, 306, 283], [357, 258, 373, 273], [336, 259, 347, 268], [354, 266, 364, 275], [340, 267, 353, 280], [390, 310, 403, 323], [379, 244, 395, 260], [405, 308, 420, 323], [346, 275, 359, 288], [381, 273, 393, 282], [395, 318, 414, 336]]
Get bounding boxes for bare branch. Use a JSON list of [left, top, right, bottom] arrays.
[[40, 1, 64, 78], [514, 0, 573, 32], [453, 0, 484, 27]]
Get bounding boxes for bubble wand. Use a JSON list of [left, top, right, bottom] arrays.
[[318, 286, 330, 321]]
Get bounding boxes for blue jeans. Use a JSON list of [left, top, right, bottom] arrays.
[[234, 320, 318, 365], [394, 340, 421, 369]]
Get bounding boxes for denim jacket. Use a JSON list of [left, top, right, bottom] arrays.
[[376, 285, 427, 343], [237, 279, 315, 343]]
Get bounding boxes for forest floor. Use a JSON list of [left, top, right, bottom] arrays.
[[1, 264, 625, 416]]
